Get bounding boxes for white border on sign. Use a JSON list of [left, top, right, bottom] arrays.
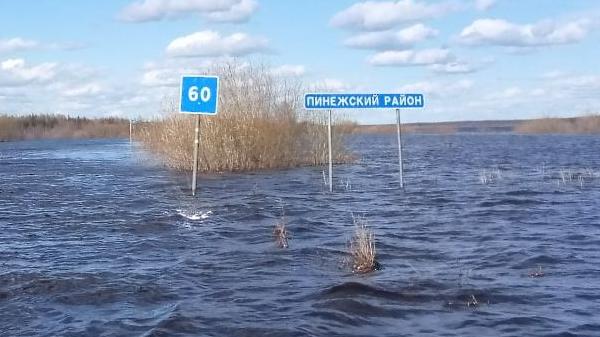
[[302, 92, 424, 110], [179, 75, 220, 115]]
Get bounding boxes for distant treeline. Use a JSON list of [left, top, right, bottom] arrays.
[[354, 115, 600, 134], [0, 114, 129, 141], [515, 115, 600, 134]]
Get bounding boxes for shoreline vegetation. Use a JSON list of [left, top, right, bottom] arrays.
[[2, 114, 599, 143], [0, 113, 600, 142], [355, 114, 600, 134], [0, 114, 129, 141]]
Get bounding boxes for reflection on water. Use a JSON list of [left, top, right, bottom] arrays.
[[1, 135, 600, 336]]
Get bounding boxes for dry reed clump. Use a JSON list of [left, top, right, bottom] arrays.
[[273, 221, 289, 248], [349, 217, 379, 274], [135, 62, 353, 173]]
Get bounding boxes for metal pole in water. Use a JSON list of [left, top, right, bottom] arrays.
[[129, 119, 133, 143], [191, 115, 201, 196], [328, 109, 333, 193], [396, 108, 404, 189]]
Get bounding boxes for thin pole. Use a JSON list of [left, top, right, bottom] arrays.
[[328, 109, 333, 193], [129, 119, 132, 143], [396, 108, 404, 189], [191, 115, 200, 196]]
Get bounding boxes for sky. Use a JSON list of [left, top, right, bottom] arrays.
[[1, 0, 600, 124]]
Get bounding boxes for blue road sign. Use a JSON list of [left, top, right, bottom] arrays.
[[304, 93, 424, 110], [180, 76, 219, 114]]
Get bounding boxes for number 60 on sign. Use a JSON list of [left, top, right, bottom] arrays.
[[180, 75, 219, 115]]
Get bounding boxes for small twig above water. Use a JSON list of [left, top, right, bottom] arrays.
[[273, 200, 289, 249], [528, 265, 545, 278], [273, 222, 289, 249], [466, 294, 479, 308]]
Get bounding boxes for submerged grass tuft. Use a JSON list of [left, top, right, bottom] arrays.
[[349, 216, 379, 274], [466, 294, 479, 308], [479, 168, 501, 185], [273, 221, 289, 249], [528, 265, 545, 278]]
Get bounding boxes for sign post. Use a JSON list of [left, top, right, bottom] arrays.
[[191, 115, 200, 196], [327, 109, 333, 192], [180, 75, 219, 196], [395, 109, 404, 189], [304, 93, 423, 192]]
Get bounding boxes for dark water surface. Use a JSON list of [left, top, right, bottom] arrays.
[[1, 134, 600, 337]]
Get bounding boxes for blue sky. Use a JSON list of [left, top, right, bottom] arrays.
[[1, 0, 599, 124]]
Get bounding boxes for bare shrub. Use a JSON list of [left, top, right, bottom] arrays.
[[136, 62, 353, 172]]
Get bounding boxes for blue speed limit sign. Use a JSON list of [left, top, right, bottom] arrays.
[[180, 75, 219, 115]]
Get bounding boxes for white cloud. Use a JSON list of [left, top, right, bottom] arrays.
[[309, 78, 353, 92], [0, 38, 86, 54], [0, 38, 40, 53], [397, 79, 473, 97], [429, 56, 493, 74], [269, 64, 306, 77], [486, 86, 522, 99], [141, 68, 180, 87], [457, 70, 600, 121], [541, 70, 568, 79], [458, 18, 592, 47], [389, 70, 600, 122], [166, 30, 269, 57], [546, 73, 600, 94], [0, 58, 57, 86], [61, 83, 104, 97], [201, 0, 258, 23], [139, 57, 235, 87], [344, 23, 438, 50], [0, 57, 153, 117], [118, 0, 256, 23], [474, 0, 496, 11], [429, 61, 476, 74], [560, 75, 600, 87], [369, 48, 453, 66], [331, 0, 460, 31]]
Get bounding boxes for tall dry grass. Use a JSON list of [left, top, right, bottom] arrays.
[[515, 114, 600, 134], [136, 63, 353, 172], [0, 114, 128, 141], [349, 216, 379, 274]]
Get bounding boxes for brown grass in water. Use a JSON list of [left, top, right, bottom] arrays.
[[135, 62, 353, 172], [349, 217, 379, 274]]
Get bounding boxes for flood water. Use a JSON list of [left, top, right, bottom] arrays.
[[1, 134, 600, 337]]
